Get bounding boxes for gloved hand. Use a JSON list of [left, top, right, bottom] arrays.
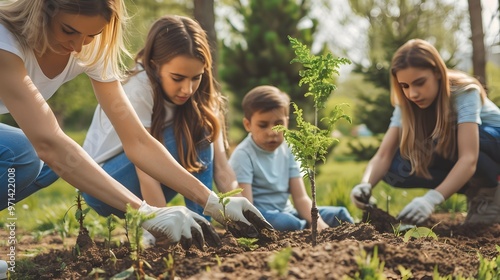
[[203, 191, 273, 237], [350, 183, 373, 209], [396, 189, 444, 224], [139, 201, 221, 250]]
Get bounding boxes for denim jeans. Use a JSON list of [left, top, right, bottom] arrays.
[[383, 125, 500, 192], [261, 206, 354, 232], [82, 125, 214, 219], [0, 124, 59, 210]]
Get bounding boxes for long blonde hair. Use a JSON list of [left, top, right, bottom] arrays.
[[0, 0, 129, 79], [390, 39, 486, 178], [129, 15, 224, 172]]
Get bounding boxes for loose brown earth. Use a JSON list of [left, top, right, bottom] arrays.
[[4, 207, 500, 279]]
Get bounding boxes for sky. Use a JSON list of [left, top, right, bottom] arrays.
[[309, 0, 500, 74], [216, 0, 499, 74]]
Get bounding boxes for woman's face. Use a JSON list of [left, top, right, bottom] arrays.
[[48, 12, 108, 55], [157, 55, 205, 105], [395, 67, 441, 109]]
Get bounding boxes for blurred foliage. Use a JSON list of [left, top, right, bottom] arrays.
[[348, 0, 468, 135], [219, 0, 334, 140]]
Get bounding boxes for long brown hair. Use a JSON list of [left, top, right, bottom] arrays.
[[128, 15, 223, 172], [390, 39, 485, 178]]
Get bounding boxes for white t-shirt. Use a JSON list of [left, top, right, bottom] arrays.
[[0, 24, 116, 114], [83, 70, 176, 164]]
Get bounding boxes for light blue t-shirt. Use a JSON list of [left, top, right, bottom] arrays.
[[389, 84, 500, 128], [228, 134, 302, 213]]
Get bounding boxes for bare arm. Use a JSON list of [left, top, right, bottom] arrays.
[[361, 126, 400, 187], [239, 182, 253, 203], [0, 50, 141, 211], [434, 123, 479, 199], [213, 133, 240, 194], [91, 79, 211, 206], [289, 177, 328, 230]]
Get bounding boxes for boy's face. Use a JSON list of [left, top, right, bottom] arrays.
[[243, 108, 288, 152]]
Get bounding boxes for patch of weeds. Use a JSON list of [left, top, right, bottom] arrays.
[[347, 246, 386, 280]]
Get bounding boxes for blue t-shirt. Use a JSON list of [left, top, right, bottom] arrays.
[[389, 84, 500, 128], [228, 134, 301, 213]]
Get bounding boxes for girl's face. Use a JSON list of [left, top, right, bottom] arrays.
[[48, 12, 107, 55], [157, 55, 204, 105], [243, 108, 288, 152], [395, 67, 441, 109]]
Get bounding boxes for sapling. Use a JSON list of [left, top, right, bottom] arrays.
[[216, 188, 243, 231], [274, 36, 351, 245], [123, 204, 155, 277]]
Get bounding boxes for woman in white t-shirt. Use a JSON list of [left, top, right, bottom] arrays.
[[81, 16, 272, 238], [0, 0, 268, 247], [350, 39, 500, 225]]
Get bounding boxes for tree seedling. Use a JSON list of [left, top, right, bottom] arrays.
[[216, 188, 243, 231], [123, 204, 155, 278], [275, 36, 350, 245], [402, 225, 438, 243], [237, 237, 259, 251], [268, 247, 293, 277]]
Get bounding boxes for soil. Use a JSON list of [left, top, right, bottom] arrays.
[[4, 207, 500, 279]]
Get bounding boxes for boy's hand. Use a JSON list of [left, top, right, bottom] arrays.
[[203, 191, 273, 237], [139, 201, 221, 249]]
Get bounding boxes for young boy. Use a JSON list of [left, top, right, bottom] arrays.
[[229, 85, 354, 231]]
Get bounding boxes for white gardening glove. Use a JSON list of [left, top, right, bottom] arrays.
[[350, 183, 373, 209], [203, 191, 273, 237], [396, 189, 444, 225], [138, 201, 221, 250]]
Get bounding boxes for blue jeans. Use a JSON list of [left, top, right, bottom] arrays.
[[383, 125, 500, 192], [261, 206, 354, 232], [0, 124, 60, 210], [82, 126, 214, 219]]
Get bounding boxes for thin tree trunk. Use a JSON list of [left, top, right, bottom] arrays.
[[193, 0, 218, 79], [468, 0, 487, 87]]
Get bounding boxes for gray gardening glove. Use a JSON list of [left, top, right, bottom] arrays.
[[139, 201, 221, 249], [351, 183, 373, 209], [396, 189, 444, 224], [203, 191, 273, 237]]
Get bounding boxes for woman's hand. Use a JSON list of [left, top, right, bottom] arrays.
[[203, 191, 274, 237], [139, 201, 221, 249]]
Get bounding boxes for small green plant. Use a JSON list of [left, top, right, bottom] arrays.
[[123, 203, 155, 278], [159, 253, 176, 279], [275, 36, 350, 245], [476, 245, 500, 279], [397, 265, 413, 280], [237, 237, 259, 251], [216, 188, 243, 231], [105, 215, 117, 251], [402, 225, 438, 242], [348, 246, 387, 280], [391, 222, 403, 237], [268, 247, 293, 277]]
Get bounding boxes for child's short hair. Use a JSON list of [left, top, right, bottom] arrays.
[[242, 85, 290, 120]]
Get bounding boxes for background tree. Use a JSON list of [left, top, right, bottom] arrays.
[[218, 0, 320, 139], [468, 0, 487, 86], [348, 0, 467, 135]]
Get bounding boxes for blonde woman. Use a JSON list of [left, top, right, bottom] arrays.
[[351, 39, 500, 225]]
